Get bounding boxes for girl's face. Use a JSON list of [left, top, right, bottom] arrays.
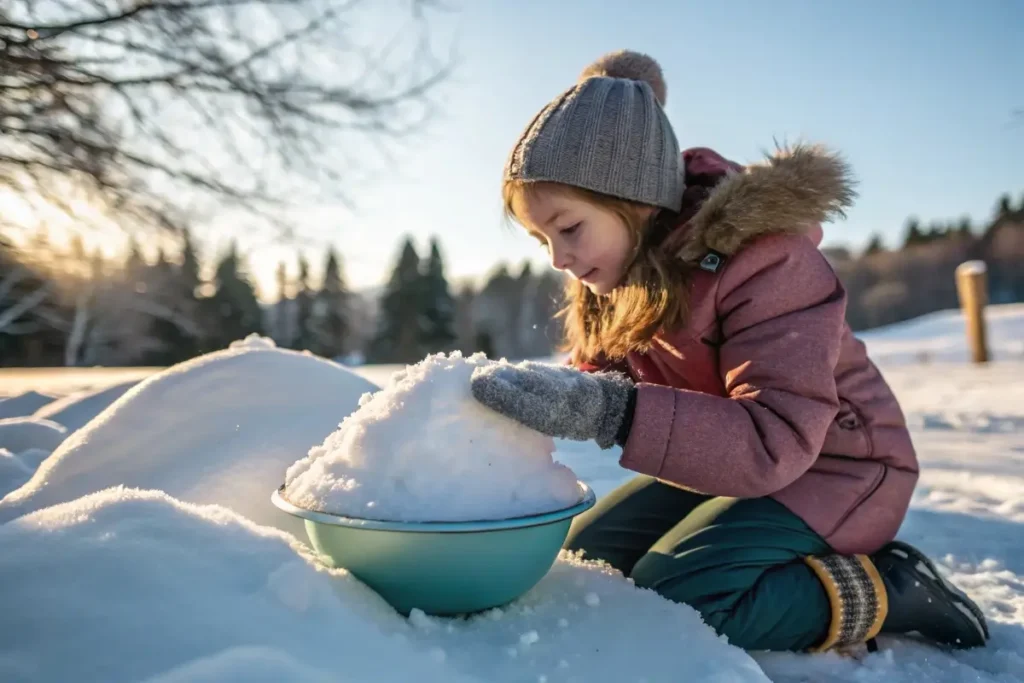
[[515, 186, 650, 296]]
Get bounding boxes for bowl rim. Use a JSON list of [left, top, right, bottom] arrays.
[[271, 481, 596, 533]]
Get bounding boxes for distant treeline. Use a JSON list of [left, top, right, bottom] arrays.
[[2, 192, 1021, 367]]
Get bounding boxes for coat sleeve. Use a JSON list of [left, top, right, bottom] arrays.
[[618, 233, 846, 497]]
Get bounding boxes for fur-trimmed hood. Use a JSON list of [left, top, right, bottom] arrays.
[[666, 145, 858, 265]]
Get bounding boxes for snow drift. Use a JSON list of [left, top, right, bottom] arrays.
[[0, 486, 769, 683], [0, 487, 474, 683], [0, 390, 56, 419], [0, 336, 380, 538], [0, 417, 66, 454], [33, 379, 140, 433], [1, 308, 1023, 682]]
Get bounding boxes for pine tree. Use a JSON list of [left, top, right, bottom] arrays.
[[367, 237, 425, 363], [419, 237, 456, 353], [997, 194, 1012, 217], [864, 234, 886, 255], [144, 247, 181, 364], [166, 229, 204, 362], [957, 218, 973, 240], [294, 253, 313, 350], [140, 234, 205, 365], [203, 241, 263, 350], [902, 218, 924, 247], [472, 263, 519, 359], [308, 248, 350, 360], [124, 239, 147, 293], [271, 260, 296, 348], [276, 261, 290, 302], [924, 222, 947, 243], [180, 229, 201, 301]]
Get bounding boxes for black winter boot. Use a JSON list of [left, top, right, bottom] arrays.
[[872, 541, 989, 649]]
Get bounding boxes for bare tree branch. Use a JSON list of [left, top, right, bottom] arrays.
[[0, 283, 51, 332], [0, 0, 455, 236]]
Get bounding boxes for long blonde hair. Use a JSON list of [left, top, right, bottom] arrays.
[[503, 180, 692, 364]]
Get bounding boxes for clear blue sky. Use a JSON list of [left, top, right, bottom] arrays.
[[243, 0, 1023, 297]]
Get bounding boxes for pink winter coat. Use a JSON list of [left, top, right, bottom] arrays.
[[578, 145, 918, 555]]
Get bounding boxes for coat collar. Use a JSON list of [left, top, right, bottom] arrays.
[[657, 144, 857, 267]]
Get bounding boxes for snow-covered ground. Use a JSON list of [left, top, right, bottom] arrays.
[[1, 306, 1023, 682]]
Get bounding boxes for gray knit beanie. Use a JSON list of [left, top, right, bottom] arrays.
[[504, 50, 683, 211]]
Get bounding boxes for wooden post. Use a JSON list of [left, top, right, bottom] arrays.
[[955, 260, 989, 364]]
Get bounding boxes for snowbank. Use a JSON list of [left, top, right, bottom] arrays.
[[1, 310, 1023, 683], [0, 418, 66, 497], [33, 379, 140, 433], [0, 486, 769, 683], [284, 353, 582, 521], [0, 417, 67, 454], [0, 336, 380, 538], [400, 551, 769, 683], [0, 448, 33, 498], [860, 303, 1024, 364], [0, 390, 56, 419], [0, 487, 473, 683]]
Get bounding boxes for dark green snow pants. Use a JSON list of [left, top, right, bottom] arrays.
[[563, 475, 834, 652]]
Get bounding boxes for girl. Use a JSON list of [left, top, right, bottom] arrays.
[[470, 50, 989, 654]]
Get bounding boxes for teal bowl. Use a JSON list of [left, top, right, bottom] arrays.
[[271, 483, 596, 616]]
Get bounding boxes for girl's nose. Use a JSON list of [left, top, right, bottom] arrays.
[[549, 243, 572, 271]]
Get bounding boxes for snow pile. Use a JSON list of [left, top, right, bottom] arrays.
[[12, 448, 50, 471], [33, 380, 140, 433], [0, 417, 67, 454], [401, 552, 769, 682], [284, 352, 583, 521], [0, 448, 33, 498], [2, 314, 1024, 682], [0, 335, 380, 538], [0, 487, 475, 683], [0, 391, 56, 419], [0, 418, 66, 498], [0, 486, 769, 683]]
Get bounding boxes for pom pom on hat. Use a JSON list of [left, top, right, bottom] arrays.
[[578, 50, 667, 105]]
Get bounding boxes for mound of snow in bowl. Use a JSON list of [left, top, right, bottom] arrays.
[[0, 335, 379, 538], [284, 352, 583, 522]]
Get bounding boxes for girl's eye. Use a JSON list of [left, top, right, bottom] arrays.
[[560, 222, 580, 236]]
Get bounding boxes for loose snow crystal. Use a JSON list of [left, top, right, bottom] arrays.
[[284, 352, 583, 521], [229, 333, 279, 351]]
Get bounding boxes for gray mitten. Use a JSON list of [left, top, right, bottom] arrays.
[[470, 361, 635, 449]]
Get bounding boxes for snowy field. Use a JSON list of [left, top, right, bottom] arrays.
[[1, 305, 1023, 682]]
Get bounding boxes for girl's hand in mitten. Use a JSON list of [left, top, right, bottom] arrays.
[[470, 361, 635, 449]]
